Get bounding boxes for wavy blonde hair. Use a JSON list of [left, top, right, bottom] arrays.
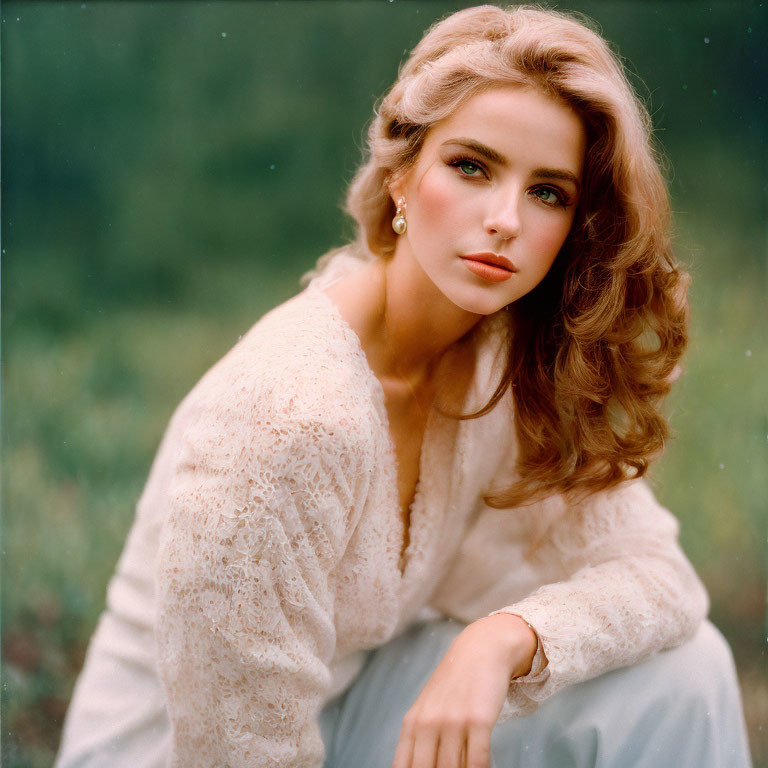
[[338, 4, 689, 507]]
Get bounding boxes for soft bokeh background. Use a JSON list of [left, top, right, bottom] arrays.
[[2, 1, 766, 765]]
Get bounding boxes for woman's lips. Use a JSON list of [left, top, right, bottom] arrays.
[[460, 255, 516, 282]]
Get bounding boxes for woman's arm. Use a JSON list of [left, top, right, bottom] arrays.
[[155, 397, 368, 768], [429, 476, 709, 724], [488, 478, 709, 719]]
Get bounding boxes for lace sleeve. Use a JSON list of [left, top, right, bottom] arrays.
[[489, 479, 710, 721], [155, 394, 367, 768]]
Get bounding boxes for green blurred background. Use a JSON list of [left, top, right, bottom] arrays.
[[2, 1, 766, 765]]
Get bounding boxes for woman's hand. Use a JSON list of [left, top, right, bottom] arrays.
[[391, 613, 538, 768]]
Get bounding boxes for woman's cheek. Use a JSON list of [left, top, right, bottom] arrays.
[[414, 170, 464, 231], [531, 211, 573, 262]]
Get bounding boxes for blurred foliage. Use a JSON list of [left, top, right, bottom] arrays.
[[2, 1, 766, 766]]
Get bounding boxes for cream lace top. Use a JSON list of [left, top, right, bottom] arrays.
[[111, 249, 709, 767]]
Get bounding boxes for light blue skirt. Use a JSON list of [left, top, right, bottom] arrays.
[[318, 618, 753, 768]]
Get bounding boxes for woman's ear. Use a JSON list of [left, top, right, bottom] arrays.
[[387, 168, 408, 206]]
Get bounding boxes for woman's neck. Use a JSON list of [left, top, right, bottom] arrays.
[[322, 250, 482, 408], [374, 252, 482, 389]]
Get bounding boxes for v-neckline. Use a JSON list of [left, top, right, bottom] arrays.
[[311, 284, 432, 581]]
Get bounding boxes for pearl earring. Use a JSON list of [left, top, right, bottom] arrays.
[[391, 197, 407, 235]]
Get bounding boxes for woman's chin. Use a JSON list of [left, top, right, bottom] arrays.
[[446, 291, 512, 317]]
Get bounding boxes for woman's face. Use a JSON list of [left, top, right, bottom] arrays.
[[390, 85, 586, 316]]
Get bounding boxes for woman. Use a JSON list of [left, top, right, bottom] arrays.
[[56, 5, 752, 768]]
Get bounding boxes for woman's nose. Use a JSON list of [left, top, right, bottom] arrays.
[[484, 194, 523, 240]]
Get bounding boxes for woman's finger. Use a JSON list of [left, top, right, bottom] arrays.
[[435, 725, 466, 768], [410, 727, 440, 768], [465, 722, 494, 768], [390, 723, 414, 768]]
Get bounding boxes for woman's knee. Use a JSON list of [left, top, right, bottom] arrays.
[[655, 619, 740, 711], [562, 620, 742, 751], [491, 620, 747, 768]]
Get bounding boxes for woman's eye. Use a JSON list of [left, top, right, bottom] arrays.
[[451, 158, 484, 177], [532, 187, 566, 207]]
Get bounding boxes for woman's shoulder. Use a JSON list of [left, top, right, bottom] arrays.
[[173, 285, 379, 450], [241, 286, 356, 369], [223, 245, 375, 395]]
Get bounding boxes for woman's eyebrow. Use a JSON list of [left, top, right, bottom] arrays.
[[531, 167, 582, 192], [443, 137, 508, 166], [443, 137, 581, 190]]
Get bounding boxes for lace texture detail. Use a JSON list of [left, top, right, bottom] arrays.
[[156, 290, 383, 767]]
